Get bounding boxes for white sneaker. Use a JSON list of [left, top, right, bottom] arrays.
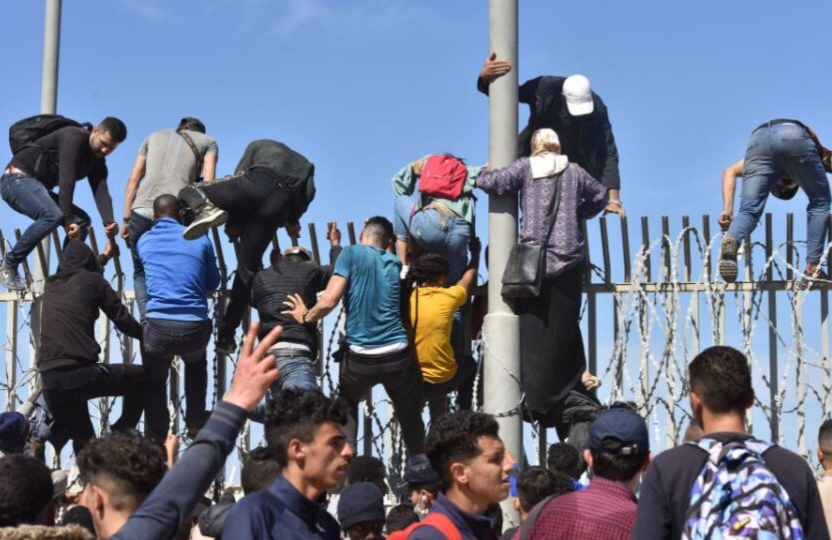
[[0, 262, 26, 291]]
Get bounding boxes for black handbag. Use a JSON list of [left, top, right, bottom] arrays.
[[501, 175, 562, 299]]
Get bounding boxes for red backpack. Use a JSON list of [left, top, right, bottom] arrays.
[[387, 512, 462, 540], [418, 155, 469, 201]]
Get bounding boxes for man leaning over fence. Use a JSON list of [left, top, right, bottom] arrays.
[[138, 194, 220, 441], [283, 216, 427, 456], [121, 117, 218, 320]]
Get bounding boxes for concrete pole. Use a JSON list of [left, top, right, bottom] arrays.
[[483, 0, 522, 528]]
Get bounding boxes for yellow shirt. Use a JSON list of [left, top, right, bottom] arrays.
[[410, 285, 468, 384]]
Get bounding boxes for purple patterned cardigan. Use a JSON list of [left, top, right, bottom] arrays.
[[476, 158, 608, 278]]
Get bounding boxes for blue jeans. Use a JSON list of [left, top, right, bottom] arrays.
[[249, 349, 317, 423], [0, 172, 91, 267], [728, 122, 831, 264], [141, 318, 212, 441], [128, 211, 153, 320], [394, 195, 472, 284]]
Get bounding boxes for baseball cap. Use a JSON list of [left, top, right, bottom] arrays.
[[0, 411, 30, 454], [402, 453, 440, 486], [563, 75, 594, 116], [588, 407, 649, 455], [283, 246, 313, 261]]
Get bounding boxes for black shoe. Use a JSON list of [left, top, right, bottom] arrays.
[[798, 269, 830, 291], [718, 235, 739, 283], [215, 339, 236, 356]]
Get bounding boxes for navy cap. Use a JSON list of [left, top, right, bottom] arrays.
[[403, 453, 440, 486], [588, 407, 649, 455], [337, 482, 385, 530], [0, 412, 29, 454]]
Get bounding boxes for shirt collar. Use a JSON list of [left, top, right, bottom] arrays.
[[433, 493, 495, 536], [267, 474, 324, 524]]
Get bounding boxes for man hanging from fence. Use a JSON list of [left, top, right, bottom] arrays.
[[477, 54, 624, 218], [138, 194, 220, 441], [717, 119, 832, 287], [282, 216, 427, 456], [178, 139, 315, 356], [249, 222, 342, 408], [1, 116, 127, 291], [36, 239, 145, 455], [121, 117, 218, 320]]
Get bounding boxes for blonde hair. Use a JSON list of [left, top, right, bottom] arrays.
[[531, 128, 561, 156]]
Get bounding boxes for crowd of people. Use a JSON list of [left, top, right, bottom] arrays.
[[0, 50, 830, 539]]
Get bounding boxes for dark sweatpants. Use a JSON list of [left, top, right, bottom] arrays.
[[186, 170, 293, 345], [339, 347, 426, 455], [517, 263, 588, 430], [40, 363, 146, 454]]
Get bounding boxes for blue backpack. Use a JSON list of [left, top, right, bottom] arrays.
[[682, 437, 804, 540]]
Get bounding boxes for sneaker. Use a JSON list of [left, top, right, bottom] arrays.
[[798, 269, 830, 291], [215, 338, 236, 356], [718, 235, 739, 283], [0, 262, 26, 291], [182, 203, 228, 240]]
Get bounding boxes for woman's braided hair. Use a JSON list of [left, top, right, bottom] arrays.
[[401, 251, 451, 342]]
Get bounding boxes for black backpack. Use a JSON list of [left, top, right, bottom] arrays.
[[8, 114, 91, 155]]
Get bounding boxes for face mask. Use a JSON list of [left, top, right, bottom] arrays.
[[415, 497, 430, 519]]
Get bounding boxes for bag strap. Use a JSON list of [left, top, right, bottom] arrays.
[[539, 168, 564, 246], [520, 494, 556, 540], [177, 130, 203, 180]]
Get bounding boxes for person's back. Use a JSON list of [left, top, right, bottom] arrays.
[[132, 127, 218, 212], [634, 346, 828, 539], [139, 216, 219, 321]]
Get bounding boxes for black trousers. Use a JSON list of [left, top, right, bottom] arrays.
[[338, 348, 426, 455], [190, 170, 293, 345], [41, 363, 146, 454], [141, 318, 212, 442], [517, 263, 588, 428]]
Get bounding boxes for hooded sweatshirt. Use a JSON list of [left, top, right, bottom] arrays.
[[37, 240, 142, 372]]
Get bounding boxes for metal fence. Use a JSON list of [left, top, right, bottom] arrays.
[[2, 212, 831, 475]]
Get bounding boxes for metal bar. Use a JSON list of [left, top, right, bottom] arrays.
[[600, 217, 611, 284], [823, 216, 832, 421], [98, 311, 111, 434], [0, 231, 6, 258], [170, 358, 180, 435], [682, 216, 691, 283], [582, 220, 592, 283], [765, 214, 779, 442], [661, 216, 671, 281], [641, 217, 652, 283], [621, 216, 631, 283], [786, 214, 794, 281], [308, 223, 321, 265], [13, 230, 32, 286], [5, 301, 18, 411], [347, 222, 357, 245], [703, 215, 712, 281], [51, 230, 62, 262], [587, 292, 597, 375], [795, 292, 806, 455]]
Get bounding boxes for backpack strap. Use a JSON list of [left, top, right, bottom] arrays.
[[177, 129, 203, 180], [519, 494, 556, 540], [403, 512, 463, 540]]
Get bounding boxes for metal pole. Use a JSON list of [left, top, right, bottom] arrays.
[[484, 0, 521, 528]]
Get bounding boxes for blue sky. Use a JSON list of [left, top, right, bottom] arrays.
[[1, 0, 832, 460]]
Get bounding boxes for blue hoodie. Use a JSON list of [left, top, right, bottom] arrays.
[[137, 217, 220, 321]]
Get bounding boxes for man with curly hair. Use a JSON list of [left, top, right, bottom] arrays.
[[77, 430, 167, 538], [406, 410, 513, 539], [0, 454, 55, 527], [222, 388, 354, 539]]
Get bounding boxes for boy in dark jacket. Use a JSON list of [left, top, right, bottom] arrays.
[[37, 240, 144, 454]]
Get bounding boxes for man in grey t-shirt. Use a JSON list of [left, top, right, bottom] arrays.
[[121, 117, 218, 319]]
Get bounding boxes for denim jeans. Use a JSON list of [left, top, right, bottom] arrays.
[[394, 195, 472, 284], [0, 173, 91, 267], [248, 348, 318, 423], [127, 210, 153, 320], [728, 122, 831, 264], [141, 318, 212, 442]]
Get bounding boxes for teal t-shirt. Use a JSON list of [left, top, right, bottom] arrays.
[[333, 245, 407, 348]]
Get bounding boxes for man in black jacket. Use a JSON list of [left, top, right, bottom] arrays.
[[477, 54, 624, 217], [179, 139, 316, 355], [250, 222, 341, 395], [0, 117, 126, 291], [37, 240, 145, 454]]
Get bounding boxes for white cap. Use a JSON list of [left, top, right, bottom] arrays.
[[563, 75, 594, 116]]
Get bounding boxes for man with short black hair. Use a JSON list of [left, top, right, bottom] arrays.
[[347, 455, 389, 496], [1, 117, 126, 290], [121, 117, 218, 318], [241, 447, 282, 495], [222, 388, 354, 539], [387, 505, 420, 534], [283, 217, 426, 455], [634, 345, 828, 539], [407, 410, 512, 539], [77, 430, 167, 538], [526, 406, 650, 539], [545, 442, 585, 491], [818, 419, 832, 534], [0, 454, 54, 527], [501, 467, 573, 540], [138, 194, 220, 441]]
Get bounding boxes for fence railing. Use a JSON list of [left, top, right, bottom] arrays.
[[1, 212, 830, 476]]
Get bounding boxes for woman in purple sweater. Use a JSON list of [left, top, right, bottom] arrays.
[[476, 128, 607, 436]]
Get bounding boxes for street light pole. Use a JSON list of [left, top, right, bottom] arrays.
[[484, 0, 522, 528]]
